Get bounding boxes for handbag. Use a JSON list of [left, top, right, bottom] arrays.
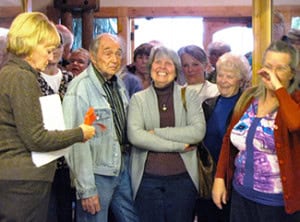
[[197, 142, 216, 199], [181, 87, 216, 199]]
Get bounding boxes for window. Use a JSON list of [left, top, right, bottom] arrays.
[[134, 17, 204, 51], [291, 17, 300, 29], [72, 18, 117, 50], [134, 17, 253, 56], [213, 26, 253, 56]]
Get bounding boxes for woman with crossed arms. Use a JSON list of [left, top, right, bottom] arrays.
[[128, 46, 206, 222]]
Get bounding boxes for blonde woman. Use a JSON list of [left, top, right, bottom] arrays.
[[0, 12, 95, 221]]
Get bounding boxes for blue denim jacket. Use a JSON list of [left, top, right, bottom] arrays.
[[62, 64, 129, 199]]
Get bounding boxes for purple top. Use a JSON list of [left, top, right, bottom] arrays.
[[230, 99, 284, 206]]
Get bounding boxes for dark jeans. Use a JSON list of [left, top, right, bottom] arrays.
[[0, 180, 51, 222], [47, 167, 76, 222], [135, 172, 197, 222], [231, 189, 300, 222], [196, 198, 230, 222]]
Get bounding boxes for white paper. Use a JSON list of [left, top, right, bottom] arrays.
[[31, 94, 70, 167]]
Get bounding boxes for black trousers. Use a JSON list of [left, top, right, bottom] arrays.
[[230, 189, 300, 222], [196, 198, 230, 222], [47, 167, 76, 222], [0, 180, 51, 222]]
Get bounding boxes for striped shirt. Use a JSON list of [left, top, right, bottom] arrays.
[[94, 66, 126, 147]]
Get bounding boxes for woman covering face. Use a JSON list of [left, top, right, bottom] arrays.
[[212, 41, 300, 222]]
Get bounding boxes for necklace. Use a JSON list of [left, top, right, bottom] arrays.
[[162, 103, 168, 111], [156, 83, 173, 112], [161, 93, 171, 112]]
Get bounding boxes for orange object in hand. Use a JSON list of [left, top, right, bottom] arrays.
[[84, 107, 97, 125], [84, 107, 107, 132]]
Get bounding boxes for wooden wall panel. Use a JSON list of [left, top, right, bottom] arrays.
[[252, 0, 272, 86]]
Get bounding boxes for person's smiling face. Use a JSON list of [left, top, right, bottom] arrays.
[[216, 69, 241, 97], [151, 55, 176, 88]]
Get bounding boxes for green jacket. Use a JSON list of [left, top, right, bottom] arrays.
[[0, 55, 83, 182]]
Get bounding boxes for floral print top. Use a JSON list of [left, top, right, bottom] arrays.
[[230, 99, 284, 206]]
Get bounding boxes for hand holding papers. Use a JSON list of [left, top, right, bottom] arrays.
[[31, 94, 68, 167]]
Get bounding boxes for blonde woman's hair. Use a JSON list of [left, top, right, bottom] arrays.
[[7, 12, 60, 57]]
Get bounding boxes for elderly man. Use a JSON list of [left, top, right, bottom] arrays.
[[63, 33, 139, 222]]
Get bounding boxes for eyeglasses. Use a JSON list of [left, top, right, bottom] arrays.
[[263, 64, 291, 74]]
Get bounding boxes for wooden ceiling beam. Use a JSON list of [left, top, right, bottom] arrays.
[[94, 6, 252, 18], [0, 6, 21, 18]]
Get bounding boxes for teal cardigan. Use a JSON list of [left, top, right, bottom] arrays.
[[127, 82, 206, 198]]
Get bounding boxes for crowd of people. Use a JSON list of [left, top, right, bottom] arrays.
[[0, 11, 300, 222]]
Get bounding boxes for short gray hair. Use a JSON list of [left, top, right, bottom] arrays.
[[89, 33, 124, 58], [147, 46, 182, 77]]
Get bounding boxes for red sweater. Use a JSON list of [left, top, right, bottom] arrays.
[[215, 87, 300, 214]]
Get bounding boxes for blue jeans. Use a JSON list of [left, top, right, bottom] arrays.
[[76, 154, 139, 222], [135, 172, 198, 222]]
